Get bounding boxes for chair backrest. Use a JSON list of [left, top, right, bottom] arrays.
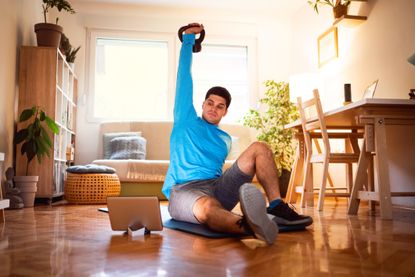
[[297, 89, 330, 155]]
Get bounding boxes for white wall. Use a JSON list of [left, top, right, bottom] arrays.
[[291, 0, 415, 105], [291, 0, 415, 207], [0, 0, 42, 171], [57, 2, 296, 165], [2, 0, 413, 207]]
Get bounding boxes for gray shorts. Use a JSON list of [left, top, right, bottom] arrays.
[[168, 162, 254, 224]]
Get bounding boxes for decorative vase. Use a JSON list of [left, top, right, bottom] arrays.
[[34, 23, 63, 47], [333, 4, 348, 19], [13, 176, 38, 208]]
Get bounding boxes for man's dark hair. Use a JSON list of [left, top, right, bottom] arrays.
[[205, 86, 232, 108]]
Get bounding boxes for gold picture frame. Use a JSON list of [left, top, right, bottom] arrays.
[[318, 26, 338, 67]]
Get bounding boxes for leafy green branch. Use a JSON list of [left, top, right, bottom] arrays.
[[41, 0, 75, 24], [14, 106, 59, 175], [243, 81, 299, 176]]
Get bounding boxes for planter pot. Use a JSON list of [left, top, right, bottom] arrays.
[[34, 23, 63, 47], [278, 169, 291, 199], [13, 176, 38, 208], [333, 4, 348, 19]]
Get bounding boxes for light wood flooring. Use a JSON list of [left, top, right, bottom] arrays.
[[1, 199, 415, 276]]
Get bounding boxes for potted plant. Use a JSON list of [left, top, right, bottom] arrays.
[[13, 106, 59, 207], [35, 0, 75, 47], [60, 33, 80, 69], [242, 81, 299, 198], [308, 0, 350, 19]]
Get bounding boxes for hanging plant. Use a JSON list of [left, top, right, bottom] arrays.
[[308, 0, 350, 18]]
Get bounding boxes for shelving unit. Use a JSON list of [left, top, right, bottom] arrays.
[[17, 47, 77, 202], [0, 152, 9, 222], [333, 15, 367, 27], [332, 0, 368, 27]]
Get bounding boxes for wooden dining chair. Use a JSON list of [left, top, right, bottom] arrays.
[[297, 89, 362, 211]]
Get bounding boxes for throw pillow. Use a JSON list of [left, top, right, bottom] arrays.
[[109, 136, 147, 160], [103, 132, 142, 159]]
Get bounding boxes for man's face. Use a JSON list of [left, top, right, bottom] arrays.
[[202, 94, 228, 125]]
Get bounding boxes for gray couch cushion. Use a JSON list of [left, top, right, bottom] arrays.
[[67, 164, 116, 174], [103, 132, 142, 159], [110, 136, 147, 160]]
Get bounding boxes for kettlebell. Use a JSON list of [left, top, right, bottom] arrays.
[[178, 24, 205, 53]]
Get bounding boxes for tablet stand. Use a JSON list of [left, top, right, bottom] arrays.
[[126, 220, 151, 237]]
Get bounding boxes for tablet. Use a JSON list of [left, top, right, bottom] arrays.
[[106, 196, 163, 232]]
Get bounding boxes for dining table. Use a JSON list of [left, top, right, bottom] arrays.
[[285, 98, 415, 219]]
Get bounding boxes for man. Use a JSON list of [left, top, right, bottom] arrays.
[[163, 23, 312, 245]]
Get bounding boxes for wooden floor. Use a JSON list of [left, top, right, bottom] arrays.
[[1, 199, 415, 276]]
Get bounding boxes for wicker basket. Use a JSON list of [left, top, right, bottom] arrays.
[[65, 173, 121, 204]]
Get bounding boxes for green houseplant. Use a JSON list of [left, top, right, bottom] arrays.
[[308, 0, 350, 18], [60, 33, 81, 66], [13, 106, 59, 207], [35, 0, 76, 47], [65, 45, 81, 64], [243, 81, 299, 197]]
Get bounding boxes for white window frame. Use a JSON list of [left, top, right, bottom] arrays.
[[85, 28, 257, 123], [85, 28, 175, 122], [176, 35, 258, 124]]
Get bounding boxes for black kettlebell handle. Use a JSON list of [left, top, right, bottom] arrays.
[[178, 25, 205, 53]]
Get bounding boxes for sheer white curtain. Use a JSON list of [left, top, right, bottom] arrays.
[[94, 38, 169, 120], [193, 44, 249, 123]]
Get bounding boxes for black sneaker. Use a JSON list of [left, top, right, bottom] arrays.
[[267, 202, 313, 226], [239, 183, 278, 245], [236, 216, 254, 236]]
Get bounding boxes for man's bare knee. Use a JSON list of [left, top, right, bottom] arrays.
[[249, 141, 273, 158], [237, 141, 275, 176], [193, 196, 221, 223]]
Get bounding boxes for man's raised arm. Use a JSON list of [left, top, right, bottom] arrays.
[[173, 23, 204, 122]]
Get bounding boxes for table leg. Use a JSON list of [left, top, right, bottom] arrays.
[[345, 138, 354, 201], [348, 139, 369, 215], [374, 117, 392, 220], [301, 161, 314, 208], [286, 143, 302, 203], [368, 155, 375, 213]]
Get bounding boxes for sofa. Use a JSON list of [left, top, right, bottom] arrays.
[[92, 121, 256, 199]]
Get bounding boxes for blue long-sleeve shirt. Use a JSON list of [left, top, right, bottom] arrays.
[[162, 34, 231, 199]]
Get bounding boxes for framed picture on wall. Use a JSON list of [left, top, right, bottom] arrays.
[[317, 26, 338, 67]]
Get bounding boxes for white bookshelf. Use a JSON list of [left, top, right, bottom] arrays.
[[0, 152, 9, 222]]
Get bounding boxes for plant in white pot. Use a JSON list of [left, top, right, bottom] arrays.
[[35, 0, 75, 47], [60, 33, 81, 69], [242, 81, 299, 198], [14, 106, 59, 207]]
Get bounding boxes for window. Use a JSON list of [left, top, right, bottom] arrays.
[[94, 38, 168, 119], [193, 44, 250, 123], [87, 29, 174, 121], [87, 29, 255, 123]]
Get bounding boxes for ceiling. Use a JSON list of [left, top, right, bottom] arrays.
[[72, 0, 306, 14]]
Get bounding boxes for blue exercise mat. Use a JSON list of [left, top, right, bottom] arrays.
[[99, 205, 307, 238], [160, 206, 306, 238]]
